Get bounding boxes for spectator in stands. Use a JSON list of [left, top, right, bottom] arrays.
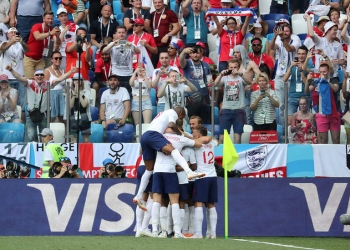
[[44, 51, 77, 123], [182, 0, 209, 56], [0, 74, 21, 123], [313, 16, 331, 37], [341, 71, 350, 142], [88, 0, 112, 26], [158, 69, 197, 110], [1, 27, 29, 122], [24, 10, 62, 79], [68, 73, 92, 142], [57, 7, 80, 71], [66, 27, 92, 80], [212, 14, 250, 72], [9, 0, 51, 43], [89, 5, 118, 70], [129, 66, 152, 126], [150, 0, 180, 67], [156, 39, 184, 72], [236, 0, 258, 13], [7, 66, 48, 142], [290, 97, 316, 144], [341, 9, 350, 71], [247, 38, 274, 78], [0, 0, 9, 24], [270, 24, 301, 128], [179, 45, 211, 123], [305, 63, 340, 144], [121, 0, 152, 12], [329, 8, 347, 40], [127, 18, 158, 70], [245, 21, 269, 54], [103, 26, 140, 95], [72, 0, 88, 30], [290, 0, 309, 14], [93, 44, 112, 106], [124, 0, 152, 36], [196, 42, 215, 65], [283, 45, 313, 126], [152, 51, 179, 113], [250, 73, 279, 131], [214, 59, 249, 143], [100, 74, 131, 129]]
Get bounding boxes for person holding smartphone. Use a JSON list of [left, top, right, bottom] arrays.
[[250, 73, 279, 131]]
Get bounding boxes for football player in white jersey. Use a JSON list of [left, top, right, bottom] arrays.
[[191, 125, 219, 239], [133, 107, 207, 210]]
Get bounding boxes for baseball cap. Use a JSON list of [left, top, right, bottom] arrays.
[[196, 42, 206, 49], [57, 8, 67, 16], [108, 74, 118, 80], [0, 74, 9, 82], [323, 21, 337, 36], [72, 73, 83, 80], [39, 128, 53, 136], [131, 18, 145, 26], [103, 158, 114, 166], [317, 16, 330, 24], [275, 18, 290, 25], [34, 69, 44, 75], [7, 27, 18, 33]]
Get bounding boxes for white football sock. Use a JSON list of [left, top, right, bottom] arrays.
[[136, 206, 144, 233], [151, 202, 161, 233], [172, 203, 181, 234], [160, 206, 168, 232], [182, 204, 189, 233], [136, 170, 153, 197], [180, 208, 185, 231], [194, 207, 203, 237], [171, 149, 192, 173], [167, 205, 173, 234], [141, 198, 153, 231], [209, 207, 217, 236], [206, 207, 211, 235], [189, 206, 195, 234]]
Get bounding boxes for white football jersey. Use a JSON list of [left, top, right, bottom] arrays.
[[147, 109, 178, 133], [194, 139, 218, 177], [177, 147, 196, 184], [154, 134, 195, 173]]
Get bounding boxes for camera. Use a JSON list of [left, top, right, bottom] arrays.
[[224, 70, 232, 76], [5, 161, 31, 178], [119, 40, 127, 45]]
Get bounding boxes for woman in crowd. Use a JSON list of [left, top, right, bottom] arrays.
[[68, 73, 92, 142], [290, 96, 315, 144], [211, 14, 250, 72], [123, 0, 151, 36], [250, 73, 279, 131], [0, 74, 21, 123], [245, 21, 269, 54], [129, 66, 152, 126]]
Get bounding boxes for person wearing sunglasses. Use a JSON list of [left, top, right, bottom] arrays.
[[123, 0, 152, 36], [1, 27, 29, 122], [247, 37, 274, 78], [39, 128, 66, 178]]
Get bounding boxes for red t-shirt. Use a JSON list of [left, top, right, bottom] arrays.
[[202, 56, 214, 65], [248, 52, 274, 70], [65, 41, 92, 80], [26, 23, 53, 60], [219, 30, 244, 62], [236, 0, 258, 8], [127, 32, 157, 69], [95, 58, 112, 82], [150, 9, 178, 47], [208, 0, 222, 8], [156, 56, 183, 74]]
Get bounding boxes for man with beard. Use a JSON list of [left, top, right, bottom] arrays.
[[247, 38, 274, 78], [99, 75, 130, 129], [103, 26, 140, 95]]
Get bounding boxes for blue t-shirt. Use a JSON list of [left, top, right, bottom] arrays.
[[184, 10, 208, 44], [182, 59, 210, 97], [289, 61, 314, 98]]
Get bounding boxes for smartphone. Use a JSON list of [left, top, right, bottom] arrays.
[[15, 32, 20, 36], [176, 74, 181, 82], [294, 57, 298, 62], [192, 48, 198, 54], [119, 40, 127, 45], [55, 25, 60, 29], [310, 72, 320, 79], [260, 89, 265, 95], [226, 70, 232, 75], [86, 34, 91, 43]]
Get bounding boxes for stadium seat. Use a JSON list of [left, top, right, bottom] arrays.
[[150, 88, 157, 106], [99, 87, 108, 101], [264, 20, 277, 34], [338, 70, 345, 84], [90, 106, 99, 121], [277, 124, 283, 143], [241, 124, 253, 144], [0, 123, 25, 143], [152, 106, 157, 119], [297, 33, 307, 41], [135, 123, 151, 142], [340, 13, 347, 21], [207, 33, 217, 53], [209, 51, 218, 66], [291, 15, 307, 35], [266, 33, 274, 42], [116, 13, 124, 25], [261, 14, 289, 22], [90, 88, 96, 107], [112, 0, 122, 16], [79, 123, 104, 143], [170, 0, 176, 11], [106, 124, 134, 143], [50, 122, 66, 143], [259, 0, 272, 15], [214, 106, 219, 124]]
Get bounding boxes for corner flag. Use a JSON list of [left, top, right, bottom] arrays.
[[223, 129, 238, 171]]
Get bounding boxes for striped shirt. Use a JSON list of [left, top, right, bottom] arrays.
[[250, 90, 277, 125]]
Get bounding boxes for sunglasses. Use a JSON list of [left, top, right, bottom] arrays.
[[252, 44, 262, 47], [227, 22, 236, 25], [59, 157, 71, 162], [168, 46, 176, 49], [53, 57, 62, 60], [132, 24, 142, 27], [35, 74, 44, 76]]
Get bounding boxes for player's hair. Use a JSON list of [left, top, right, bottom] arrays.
[[176, 118, 183, 127], [189, 116, 202, 125], [194, 125, 208, 136], [174, 107, 186, 116]]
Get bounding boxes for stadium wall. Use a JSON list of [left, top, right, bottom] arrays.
[[0, 178, 349, 236]]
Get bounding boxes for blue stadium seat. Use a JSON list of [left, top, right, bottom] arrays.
[[152, 106, 157, 119], [214, 107, 219, 124], [266, 33, 274, 42], [112, 0, 122, 16], [170, 0, 176, 12], [90, 106, 99, 121], [264, 20, 277, 34], [338, 70, 345, 84], [297, 33, 307, 41], [99, 87, 108, 101], [79, 124, 104, 143], [277, 124, 283, 143], [261, 14, 289, 22], [150, 88, 157, 106], [116, 13, 124, 25], [106, 124, 134, 143], [0, 123, 25, 143]]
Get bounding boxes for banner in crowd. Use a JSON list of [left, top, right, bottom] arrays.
[[0, 178, 349, 236]]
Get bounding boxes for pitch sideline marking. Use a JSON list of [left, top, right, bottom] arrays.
[[231, 238, 324, 250]]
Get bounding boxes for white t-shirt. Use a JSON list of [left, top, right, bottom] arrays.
[[177, 147, 196, 184], [164, 83, 187, 110], [221, 75, 246, 110], [194, 139, 218, 177], [147, 108, 178, 133], [275, 36, 301, 77], [314, 37, 343, 77], [110, 45, 135, 76], [1, 41, 25, 78], [100, 87, 130, 120], [154, 133, 195, 173], [131, 78, 150, 97]]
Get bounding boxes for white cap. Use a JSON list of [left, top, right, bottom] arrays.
[[323, 21, 337, 37], [57, 8, 67, 16]]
